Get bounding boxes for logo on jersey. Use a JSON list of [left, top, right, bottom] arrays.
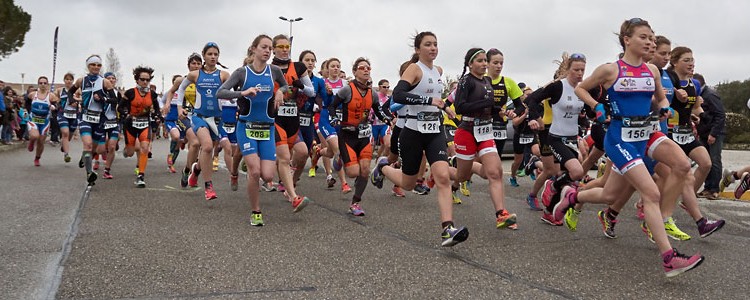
[[255, 84, 272, 92]]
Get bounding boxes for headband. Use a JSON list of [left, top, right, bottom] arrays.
[[86, 56, 102, 65], [469, 50, 486, 64]]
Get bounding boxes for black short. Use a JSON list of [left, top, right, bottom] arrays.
[[494, 139, 507, 155], [390, 125, 402, 156], [591, 123, 605, 152], [537, 128, 553, 157], [513, 131, 538, 155], [398, 127, 448, 176], [548, 135, 579, 167], [444, 124, 457, 145], [670, 133, 704, 156]]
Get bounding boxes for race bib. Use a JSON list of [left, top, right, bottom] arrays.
[[492, 122, 508, 140], [335, 109, 343, 121], [357, 124, 372, 139], [63, 109, 77, 119], [672, 126, 695, 145], [299, 111, 312, 127], [245, 122, 271, 141], [103, 120, 118, 130], [31, 116, 46, 124], [651, 121, 661, 133], [519, 133, 535, 145], [223, 122, 236, 134], [132, 117, 150, 129], [278, 103, 297, 117], [417, 111, 441, 134], [473, 119, 493, 142], [83, 111, 101, 123]]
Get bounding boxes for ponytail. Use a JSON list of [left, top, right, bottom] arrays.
[[410, 53, 419, 63]]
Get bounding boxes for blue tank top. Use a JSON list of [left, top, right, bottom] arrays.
[[194, 69, 222, 117], [30, 93, 51, 118], [657, 69, 674, 134], [239, 65, 274, 123], [220, 99, 238, 123], [606, 60, 656, 143], [81, 74, 105, 114]]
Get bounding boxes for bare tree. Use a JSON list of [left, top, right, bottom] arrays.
[[105, 48, 122, 87]]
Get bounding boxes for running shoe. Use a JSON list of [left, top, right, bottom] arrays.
[[452, 191, 462, 205], [292, 195, 310, 213], [250, 212, 264, 226], [230, 174, 239, 191], [392, 185, 405, 197], [134, 167, 139, 175], [441, 225, 469, 247], [276, 181, 287, 192], [27, 141, 34, 152], [596, 161, 606, 178], [664, 217, 691, 241], [496, 210, 518, 229], [240, 160, 247, 173], [64, 153, 71, 163], [448, 156, 457, 168], [341, 182, 352, 194], [333, 155, 342, 172], [530, 172, 536, 181], [564, 208, 580, 232], [135, 174, 146, 188], [308, 167, 316, 178], [103, 170, 113, 179], [426, 174, 435, 189], [260, 180, 276, 192], [734, 172, 750, 199], [541, 179, 556, 210], [663, 248, 704, 278], [204, 181, 217, 201], [698, 218, 725, 238], [180, 169, 189, 188], [167, 153, 173, 167], [641, 221, 655, 243], [349, 202, 365, 216], [413, 181, 429, 195], [93, 160, 99, 171], [552, 186, 576, 222], [524, 156, 539, 175], [541, 211, 562, 226], [326, 174, 336, 189], [34, 158, 40, 167], [78, 156, 85, 169], [597, 210, 618, 239], [86, 171, 98, 186], [369, 156, 389, 189], [508, 177, 519, 187], [634, 199, 645, 220], [516, 169, 526, 177], [212, 156, 219, 171], [719, 169, 735, 193], [187, 162, 199, 187], [148, 151, 153, 159], [460, 181, 471, 196], [526, 194, 542, 211], [168, 165, 177, 173]]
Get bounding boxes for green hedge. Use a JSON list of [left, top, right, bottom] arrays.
[[726, 112, 750, 144]]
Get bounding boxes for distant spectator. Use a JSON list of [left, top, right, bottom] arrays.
[[2, 85, 15, 144], [694, 73, 726, 199]]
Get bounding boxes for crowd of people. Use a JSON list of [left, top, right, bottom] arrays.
[[3, 17, 750, 278]]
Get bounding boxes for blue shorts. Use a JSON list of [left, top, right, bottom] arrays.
[[604, 123, 646, 175], [237, 121, 276, 161], [191, 115, 221, 141], [28, 119, 51, 135], [219, 122, 238, 144], [57, 114, 79, 131], [79, 121, 105, 144], [165, 120, 185, 139], [98, 122, 120, 145], [372, 124, 388, 145], [298, 123, 316, 150]]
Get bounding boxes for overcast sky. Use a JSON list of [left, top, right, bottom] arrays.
[[1, 0, 748, 92]]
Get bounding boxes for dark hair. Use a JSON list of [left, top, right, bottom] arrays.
[[618, 18, 653, 51], [299, 50, 316, 62], [487, 48, 504, 61], [37, 76, 49, 83], [352, 57, 370, 73], [63, 73, 74, 80], [693, 73, 706, 87], [667, 46, 692, 72], [655, 35, 671, 47], [245, 34, 272, 65], [272, 34, 289, 47], [377, 79, 389, 86], [201, 42, 227, 69], [171, 74, 182, 84], [410, 31, 436, 63], [399, 61, 412, 76], [3, 86, 16, 96], [187, 52, 202, 67], [460, 48, 485, 78], [133, 65, 155, 81]]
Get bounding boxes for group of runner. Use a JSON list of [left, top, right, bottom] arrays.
[[23, 17, 750, 278]]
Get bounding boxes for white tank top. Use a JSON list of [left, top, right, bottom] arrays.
[[405, 61, 443, 131], [549, 79, 584, 137]]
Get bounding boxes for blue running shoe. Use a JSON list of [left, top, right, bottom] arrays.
[[509, 177, 519, 187]]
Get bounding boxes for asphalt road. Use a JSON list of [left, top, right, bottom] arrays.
[[3, 140, 750, 299]]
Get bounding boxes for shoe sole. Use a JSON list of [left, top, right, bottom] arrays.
[[597, 212, 617, 239], [441, 227, 469, 247], [540, 215, 562, 226], [293, 198, 310, 213], [564, 210, 577, 232], [666, 232, 691, 241], [496, 214, 518, 229], [665, 256, 704, 278]]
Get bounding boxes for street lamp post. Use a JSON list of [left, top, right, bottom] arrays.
[[278, 16, 303, 48], [20, 73, 25, 93]]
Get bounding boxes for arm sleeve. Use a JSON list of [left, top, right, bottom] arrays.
[[393, 80, 431, 105], [526, 81, 562, 120], [454, 77, 492, 114], [119, 89, 133, 116], [271, 66, 288, 94], [329, 85, 351, 111], [299, 74, 315, 97], [151, 91, 162, 120], [175, 77, 191, 106], [216, 67, 246, 100], [371, 92, 390, 122]]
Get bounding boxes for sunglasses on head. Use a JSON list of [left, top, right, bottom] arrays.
[[205, 42, 218, 48], [570, 53, 586, 61], [628, 17, 644, 25], [275, 45, 291, 50], [357, 65, 371, 71], [188, 52, 202, 60]]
